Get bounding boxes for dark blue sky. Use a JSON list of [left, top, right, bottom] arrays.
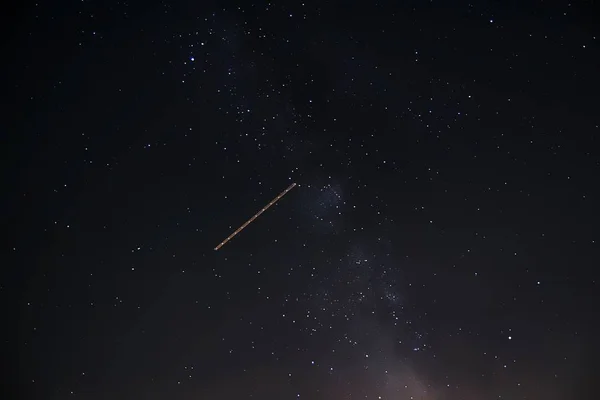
[[5, 1, 598, 399]]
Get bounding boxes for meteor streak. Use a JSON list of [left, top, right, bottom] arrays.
[[214, 182, 297, 251]]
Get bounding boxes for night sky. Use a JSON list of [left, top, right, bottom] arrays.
[[6, 1, 599, 399]]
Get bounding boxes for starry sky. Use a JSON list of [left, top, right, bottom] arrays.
[[6, 1, 599, 399]]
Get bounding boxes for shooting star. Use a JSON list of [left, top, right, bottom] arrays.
[[214, 182, 297, 251]]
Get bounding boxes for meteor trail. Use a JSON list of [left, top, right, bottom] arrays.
[[214, 182, 297, 251]]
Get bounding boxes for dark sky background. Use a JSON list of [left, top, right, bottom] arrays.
[[5, 0, 599, 399]]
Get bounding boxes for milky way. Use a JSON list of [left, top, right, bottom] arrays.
[[9, 1, 596, 399]]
